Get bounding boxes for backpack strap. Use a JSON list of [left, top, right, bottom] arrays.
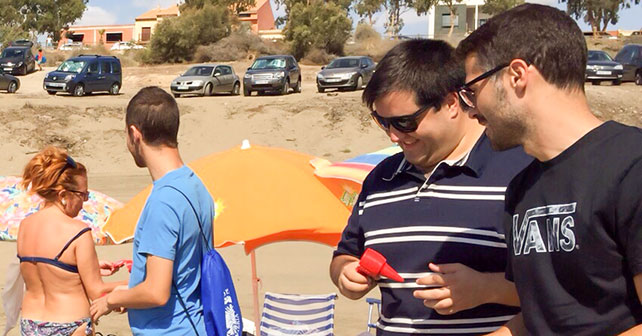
[[164, 185, 213, 336]]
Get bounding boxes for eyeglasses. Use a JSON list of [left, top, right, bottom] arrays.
[[458, 63, 509, 109], [67, 189, 89, 201], [371, 105, 432, 133]]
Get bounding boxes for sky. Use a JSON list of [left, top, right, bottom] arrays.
[[77, 0, 642, 36]]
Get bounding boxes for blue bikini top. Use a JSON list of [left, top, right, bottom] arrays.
[[18, 227, 92, 273]]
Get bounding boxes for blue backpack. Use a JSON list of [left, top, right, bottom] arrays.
[[169, 186, 243, 336]]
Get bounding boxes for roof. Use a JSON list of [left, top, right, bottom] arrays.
[[136, 4, 180, 20], [240, 0, 269, 14]]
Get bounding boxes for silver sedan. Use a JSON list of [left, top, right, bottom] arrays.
[[170, 64, 241, 98]]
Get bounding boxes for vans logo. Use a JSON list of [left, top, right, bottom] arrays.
[[512, 202, 577, 256]]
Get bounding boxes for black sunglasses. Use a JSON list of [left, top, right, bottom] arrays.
[[371, 105, 432, 133], [458, 63, 509, 109], [67, 189, 89, 201]]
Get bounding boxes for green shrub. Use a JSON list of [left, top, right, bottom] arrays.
[[354, 23, 380, 42], [144, 4, 231, 64], [193, 30, 286, 62], [300, 48, 336, 65]]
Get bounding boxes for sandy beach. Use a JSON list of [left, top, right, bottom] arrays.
[[0, 62, 640, 335]]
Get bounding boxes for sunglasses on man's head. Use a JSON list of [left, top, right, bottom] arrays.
[[371, 105, 432, 133], [458, 63, 509, 110]]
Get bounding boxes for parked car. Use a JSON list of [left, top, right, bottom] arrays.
[[110, 41, 144, 51], [585, 50, 623, 85], [0, 45, 36, 75], [10, 39, 34, 47], [0, 69, 20, 93], [243, 55, 301, 96], [59, 42, 85, 51], [43, 55, 122, 96], [170, 64, 240, 98], [316, 56, 375, 92], [614, 44, 642, 85]]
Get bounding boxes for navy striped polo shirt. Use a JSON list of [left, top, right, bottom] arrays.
[[334, 134, 532, 335]]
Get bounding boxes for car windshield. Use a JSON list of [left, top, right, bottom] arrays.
[[251, 58, 286, 69], [327, 58, 360, 69], [57, 60, 86, 73], [588, 51, 613, 62], [1, 49, 24, 58], [183, 66, 213, 76]]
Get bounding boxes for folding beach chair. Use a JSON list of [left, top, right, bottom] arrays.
[[259, 292, 337, 336], [354, 297, 381, 336]]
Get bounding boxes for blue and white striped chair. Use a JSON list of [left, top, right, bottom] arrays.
[[259, 292, 337, 336]]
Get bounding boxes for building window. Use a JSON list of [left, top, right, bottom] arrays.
[[106, 32, 123, 42], [239, 13, 251, 17], [71, 33, 84, 42], [479, 19, 487, 26], [141, 27, 151, 41], [441, 14, 459, 28]]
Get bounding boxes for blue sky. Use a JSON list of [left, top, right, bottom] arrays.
[[78, 0, 641, 35]]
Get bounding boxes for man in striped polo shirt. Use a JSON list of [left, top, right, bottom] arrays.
[[330, 39, 532, 335]]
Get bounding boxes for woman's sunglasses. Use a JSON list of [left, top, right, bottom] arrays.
[[371, 105, 432, 133], [68, 189, 89, 201]]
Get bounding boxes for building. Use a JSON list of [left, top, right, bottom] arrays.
[[427, 0, 490, 39], [238, 0, 277, 34], [58, 24, 135, 49], [134, 4, 181, 44]]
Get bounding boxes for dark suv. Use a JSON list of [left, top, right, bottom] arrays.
[[614, 44, 642, 85], [43, 55, 122, 96], [243, 55, 301, 96], [0, 44, 36, 75]]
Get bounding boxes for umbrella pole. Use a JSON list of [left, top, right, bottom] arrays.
[[251, 250, 261, 333]]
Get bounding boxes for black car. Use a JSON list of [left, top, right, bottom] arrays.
[[43, 55, 122, 96], [614, 44, 642, 85], [243, 55, 301, 96], [0, 46, 36, 75], [0, 68, 19, 93], [316, 56, 375, 92], [585, 50, 623, 85]]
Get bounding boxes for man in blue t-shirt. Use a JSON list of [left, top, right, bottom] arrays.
[[90, 86, 214, 335]]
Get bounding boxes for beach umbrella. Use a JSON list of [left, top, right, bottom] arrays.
[[101, 141, 352, 328], [310, 145, 402, 209], [0, 176, 122, 245]]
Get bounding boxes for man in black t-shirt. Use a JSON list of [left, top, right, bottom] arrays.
[[456, 3, 642, 335]]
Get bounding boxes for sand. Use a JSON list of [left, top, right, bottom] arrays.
[[0, 62, 640, 335]]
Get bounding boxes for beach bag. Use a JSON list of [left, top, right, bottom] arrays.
[[168, 186, 243, 336]]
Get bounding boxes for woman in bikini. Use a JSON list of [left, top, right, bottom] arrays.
[[17, 146, 125, 336]]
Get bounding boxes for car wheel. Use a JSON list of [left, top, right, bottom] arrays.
[[281, 80, 289, 95], [73, 83, 85, 97], [232, 82, 240, 95], [7, 81, 18, 93], [294, 77, 301, 93], [204, 83, 213, 97], [636, 72, 642, 85], [243, 87, 251, 96], [317, 86, 325, 93], [353, 76, 363, 91], [174, 93, 181, 98], [612, 79, 621, 86], [591, 80, 600, 86], [109, 83, 120, 95], [47, 90, 56, 95]]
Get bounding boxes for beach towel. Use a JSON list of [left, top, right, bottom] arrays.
[[2, 256, 24, 336]]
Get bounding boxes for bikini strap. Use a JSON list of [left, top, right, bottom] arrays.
[[55, 227, 92, 260]]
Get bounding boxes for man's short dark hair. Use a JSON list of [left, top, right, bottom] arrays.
[[126, 86, 179, 147], [456, 3, 587, 91], [363, 39, 464, 111]]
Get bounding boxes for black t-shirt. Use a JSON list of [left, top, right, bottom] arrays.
[[505, 121, 642, 335]]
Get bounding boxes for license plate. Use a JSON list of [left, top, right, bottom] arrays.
[[4, 68, 12, 72], [255, 80, 269, 84], [47, 83, 65, 88], [325, 78, 342, 83], [178, 85, 189, 90], [596, 71, 611, 75]]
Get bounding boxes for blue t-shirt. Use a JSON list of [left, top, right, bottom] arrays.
[[128, 166, 214, 335]]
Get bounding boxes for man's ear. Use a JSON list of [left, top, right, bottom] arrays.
[[444, 92, 461, 119], [507, 59, 530, 94], [128, 125, 142, 144]]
